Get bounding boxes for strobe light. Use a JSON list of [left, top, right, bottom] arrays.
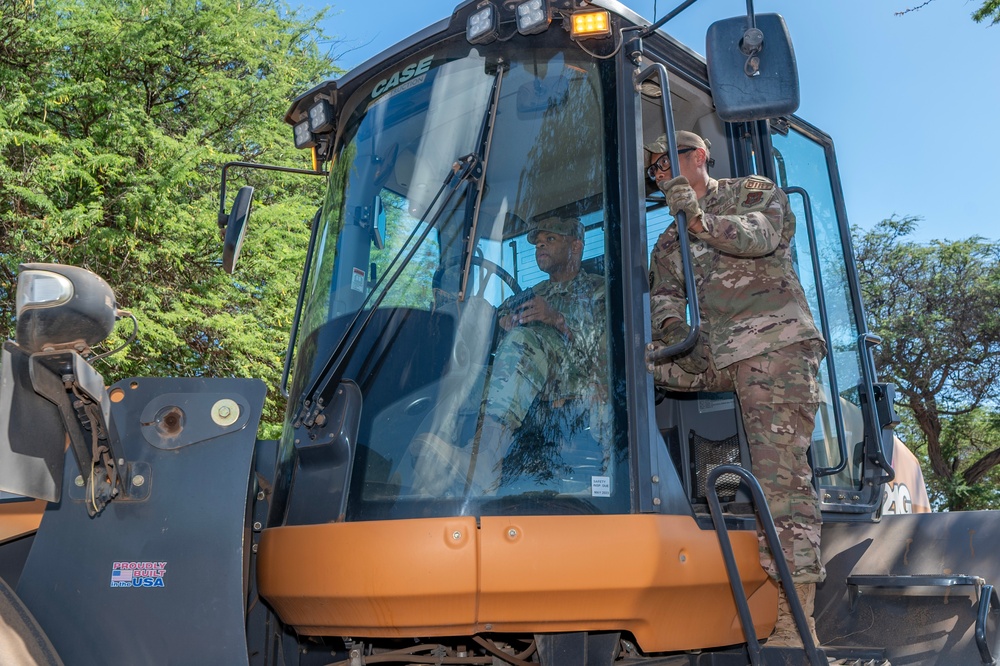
[[571, 10, 612, 40]]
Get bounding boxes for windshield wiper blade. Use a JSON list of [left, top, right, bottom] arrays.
[[295, 63, 510, 429], [458, 60, 507, 301], [295, 154, 481, 428]]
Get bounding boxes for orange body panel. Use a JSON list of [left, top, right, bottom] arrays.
[[257, 514, 776, 652], [0, 499, 46, 545]]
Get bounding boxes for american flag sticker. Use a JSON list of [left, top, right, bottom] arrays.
[[111, 569, 134, 586]]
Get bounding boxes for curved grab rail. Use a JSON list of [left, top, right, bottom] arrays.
[[705, 464, 827, 666], [633, 62, 702, 364], [782, 186, 849, 478], [976, 583, 999, 665]]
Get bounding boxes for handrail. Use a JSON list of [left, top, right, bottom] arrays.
[[633, 62, 702, 364], [782, 186, 848, 478], [705, 464, 827, 666], [976, 584, 999, 665]]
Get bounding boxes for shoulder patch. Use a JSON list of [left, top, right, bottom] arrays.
[[743, 176, 775, 191]]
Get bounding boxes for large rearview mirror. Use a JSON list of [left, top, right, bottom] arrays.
[[706, 13, 799, 122], [222, 185, 254, 274]]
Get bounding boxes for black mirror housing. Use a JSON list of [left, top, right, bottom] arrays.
[[222, 185, 254, 274], [706, 14, 799, 122]]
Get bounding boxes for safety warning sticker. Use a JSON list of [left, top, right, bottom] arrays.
[[351, 267, 366, 292], [591, 476, 611, 497]]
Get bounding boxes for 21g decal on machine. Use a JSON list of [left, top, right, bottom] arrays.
[[110, 561, 167, 588]]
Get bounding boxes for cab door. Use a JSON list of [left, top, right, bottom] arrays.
[[751, 119, 894, 519]]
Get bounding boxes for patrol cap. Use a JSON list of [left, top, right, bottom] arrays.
[[527, 216, 584, 244], [643, 131, 712, 164]]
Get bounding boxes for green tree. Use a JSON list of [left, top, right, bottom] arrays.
[[0, 0, 339, 437], [854, 217, 1000, 510]]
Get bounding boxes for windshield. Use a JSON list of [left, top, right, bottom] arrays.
[[290, 35, 628, 520]]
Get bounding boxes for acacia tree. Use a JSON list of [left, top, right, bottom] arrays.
[[854, 217, 1000, 510], [0, 0, 340, 436], [896, 0, 1000, 25]]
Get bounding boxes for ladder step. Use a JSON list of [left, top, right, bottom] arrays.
[[847, 574, 985, 612]]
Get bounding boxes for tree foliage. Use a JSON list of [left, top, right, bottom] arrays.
[[854, 217, 1000, 510], [896, 0, 1000, 25], [0, 0, 339, 437]]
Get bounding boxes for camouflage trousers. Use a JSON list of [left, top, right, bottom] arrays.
[[652, 338, 827, 584], [484, 324, 569, 430]]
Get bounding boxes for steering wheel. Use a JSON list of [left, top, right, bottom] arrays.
[[432, 254, 521, 302]]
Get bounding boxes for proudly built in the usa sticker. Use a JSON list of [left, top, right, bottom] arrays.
[[110, 561, 167, 588]]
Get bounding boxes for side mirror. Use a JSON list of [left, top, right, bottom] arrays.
[[706, 13, 799, 122], [222, 185, 254, 274], [372, 196, 387, 250]]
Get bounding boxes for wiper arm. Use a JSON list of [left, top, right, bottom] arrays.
[[458, 59, 507, 301], [295, 63, 510, 428], [295, 154, 481, 428]]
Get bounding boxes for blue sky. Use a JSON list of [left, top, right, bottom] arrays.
[[297, 0, 999, 243]]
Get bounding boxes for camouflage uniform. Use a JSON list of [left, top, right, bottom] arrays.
[[486, 271, 606, 430], [649, 175, 827, 584]]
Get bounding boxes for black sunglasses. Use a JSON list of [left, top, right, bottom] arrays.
[[646, 147, 696, 179]]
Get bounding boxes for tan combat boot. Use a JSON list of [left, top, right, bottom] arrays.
[[766, 582, 821, 648]]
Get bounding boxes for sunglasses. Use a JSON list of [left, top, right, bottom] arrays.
[[646, 147, 696, 179]]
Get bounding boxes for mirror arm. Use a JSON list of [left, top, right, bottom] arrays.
[[635, 0, 701, 39], [745, 0, 756, 29], [218, 161, 326, 228]]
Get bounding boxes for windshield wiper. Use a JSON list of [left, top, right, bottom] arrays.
[[295, 63, 509, 429], [295, 154, 481, 428], [458, 59, 507, 301]]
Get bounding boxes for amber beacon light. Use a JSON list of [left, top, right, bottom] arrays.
[[571, 10, 611, 39]]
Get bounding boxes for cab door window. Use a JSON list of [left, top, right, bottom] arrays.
[[770, 124, 882, 511]]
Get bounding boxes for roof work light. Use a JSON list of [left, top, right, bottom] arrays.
[[307, 99, 334, 134], [293, 119, 316, 149], [467, 4, 498, 44], [516, 0, 551, 35], [571, 10, 611, 39]]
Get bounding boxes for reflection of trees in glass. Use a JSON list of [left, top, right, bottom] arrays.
[[369, 192, 439, 310], [503, 53, 604, 224], [300, 143, 355, 341], [772, 132, 862, 406], [500, 405, 597, 488]]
